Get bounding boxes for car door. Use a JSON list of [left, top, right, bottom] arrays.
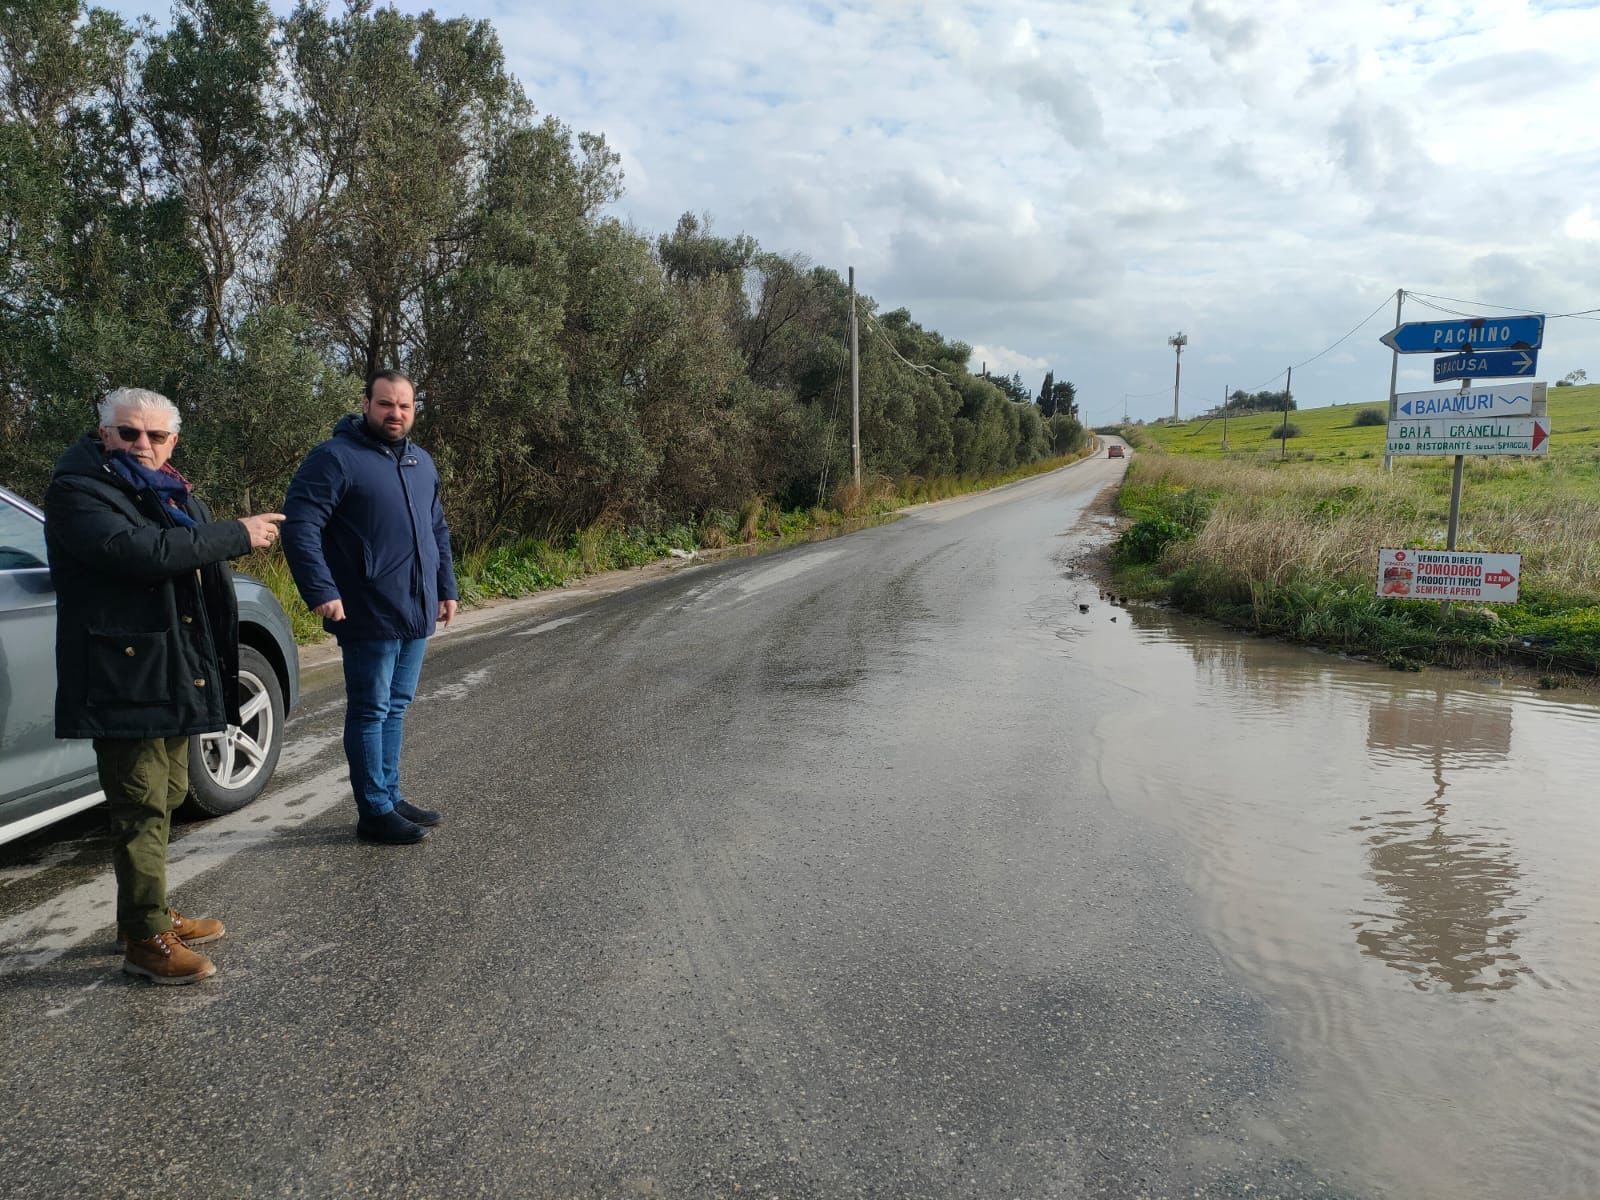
[[0, 488, 98, 818]]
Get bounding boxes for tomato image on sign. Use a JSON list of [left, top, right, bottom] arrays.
[[1382, 563, 1414, 597]]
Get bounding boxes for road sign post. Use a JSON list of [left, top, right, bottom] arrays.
[[1383, 289, 1402, 473], [1376, 309, 1549, 612]]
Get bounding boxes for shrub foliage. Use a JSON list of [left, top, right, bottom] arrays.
[[0, 0, 1083, 549]]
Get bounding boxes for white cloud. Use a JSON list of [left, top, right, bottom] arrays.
[[108, 0, 1600, 421], [968, 344, 1050, 378], [1567, 206, 1600, 242], [1190, 0, 1262, 63]]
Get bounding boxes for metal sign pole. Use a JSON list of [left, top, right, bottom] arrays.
[[1446, 455, 1465, 552], [1441, 373, 1470, 617], [1384, 288, 1402, 472]]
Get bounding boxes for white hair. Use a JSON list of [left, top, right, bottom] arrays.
[[99, 387, 182, 432]]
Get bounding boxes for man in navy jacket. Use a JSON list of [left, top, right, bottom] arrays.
[[282, 369, 459, 844]]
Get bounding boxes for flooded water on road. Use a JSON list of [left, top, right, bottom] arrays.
[[1071, 604, 1600, 1199]]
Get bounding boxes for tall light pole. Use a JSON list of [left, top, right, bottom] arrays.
[[1168, 331, 1187, 421]]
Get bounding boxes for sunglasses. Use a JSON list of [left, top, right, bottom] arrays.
[[114, 426, 174, 445]]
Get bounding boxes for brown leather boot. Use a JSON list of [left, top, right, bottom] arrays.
[[123, 929, 217, 985], [114, 908, 225, 950]]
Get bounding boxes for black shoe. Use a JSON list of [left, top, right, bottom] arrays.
[[356, 809, 428, 845], [393, 798, 442, 827]]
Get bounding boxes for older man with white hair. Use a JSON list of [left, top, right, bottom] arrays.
[[44, 388, 286, 984]]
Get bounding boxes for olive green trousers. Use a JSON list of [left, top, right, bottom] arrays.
[[94, 736, 189, 940]]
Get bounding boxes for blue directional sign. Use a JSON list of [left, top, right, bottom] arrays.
[[1380, 314, 1544, 355], [1395, 384, 1534, 418], [1433, 349, 1538, 383]]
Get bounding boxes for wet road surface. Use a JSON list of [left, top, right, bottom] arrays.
[[3, 447, 1598, 1198]]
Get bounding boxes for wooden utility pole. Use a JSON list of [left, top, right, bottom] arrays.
[[1221, 383, 1229, 450], [849, 267, 861, 490], [1279, 366, 1293, 460]]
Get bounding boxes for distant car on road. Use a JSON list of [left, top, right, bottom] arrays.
[[0, 483, 299, 846], [1108, 444, 1125, 458]]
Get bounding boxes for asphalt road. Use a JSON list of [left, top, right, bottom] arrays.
[[0, 447, 1355, 1198]]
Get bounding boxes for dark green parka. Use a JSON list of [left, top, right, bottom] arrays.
[[44, 434, 251, 740]]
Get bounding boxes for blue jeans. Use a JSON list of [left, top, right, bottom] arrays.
[[340, 638, 428, 817]]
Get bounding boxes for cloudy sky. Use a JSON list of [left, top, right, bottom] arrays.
[[123, 0, 1600, 421]]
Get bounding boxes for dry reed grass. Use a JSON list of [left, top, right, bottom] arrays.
[[1134, 454, 1600, 601], [830, 474, 896, 516]]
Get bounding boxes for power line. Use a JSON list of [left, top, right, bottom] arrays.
[[1406, 294, 1478, 318], [1134, 292, 1389, 404], [863, 312, 953, 377], [816, 330, 849, 505], [1406, 289, 1600, 323], [1240, 367, 1287, 394], [1288, 293, 1395, 370], [1232, 291, 1396, 396]]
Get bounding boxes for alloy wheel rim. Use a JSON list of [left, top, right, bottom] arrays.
[[199, 668, 274, 791]]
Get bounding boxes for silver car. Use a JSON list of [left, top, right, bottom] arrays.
[[0, 483, 299, 845]]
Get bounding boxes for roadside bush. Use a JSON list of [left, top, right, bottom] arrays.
[[1352, 408, 1387, 426], [1271, 423, 1303, 440], [1115, 514, 1192, 565]]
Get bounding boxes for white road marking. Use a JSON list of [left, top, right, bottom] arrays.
[[0, 841, 81, 890], [0, 763, 350, 983], [516, 615, 584, 636], [426, 666, 493, 703], [691, 548, 846, 614], [43, 977, 105, 1018], [274, 729, 343, 773], [7, 655, 501, 983]]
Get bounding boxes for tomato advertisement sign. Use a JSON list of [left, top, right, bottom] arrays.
[[1377, 549, 1521, 604]]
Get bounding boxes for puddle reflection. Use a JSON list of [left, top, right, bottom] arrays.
[[1366, 691, 1513, 767], [1352, 805, 1527, 993], [1089, 602, 1600, 1197], [1120, 606, 1537, 994], [1356, 689, 1527, 992]]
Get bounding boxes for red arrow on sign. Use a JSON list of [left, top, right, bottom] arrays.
[[1485, 569, 1517, 588], [1532, 420, 1548, 451]]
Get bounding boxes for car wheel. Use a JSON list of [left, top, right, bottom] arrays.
[[187, 644, 286, 816]]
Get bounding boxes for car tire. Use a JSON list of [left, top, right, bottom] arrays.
[[187, 643, 286, 816]]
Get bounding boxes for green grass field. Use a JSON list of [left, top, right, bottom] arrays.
[[1131, 383, 1600, 468]]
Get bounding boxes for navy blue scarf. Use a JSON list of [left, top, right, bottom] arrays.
[[106, 450, 197, 528]]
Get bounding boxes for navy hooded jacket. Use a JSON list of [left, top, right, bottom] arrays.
[[282, 413, 458, 642]]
